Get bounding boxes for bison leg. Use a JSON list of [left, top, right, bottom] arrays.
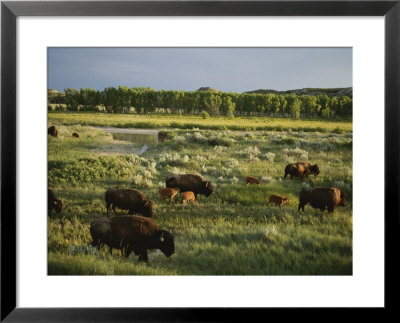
[[138, 250, 148, 262], [124, 245, 133, 258], [112, 205, 118, 215], [298, 203, 305, 212], [106, 202, 111, 214]]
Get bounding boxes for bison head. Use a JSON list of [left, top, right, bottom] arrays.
[[156, 230, 175, 257], [202, 181, 214, 197], [142, 200, 153, 217], [283, 197, 291, 205], [339, 190, 346, 206], [310, 164, 320, 176]]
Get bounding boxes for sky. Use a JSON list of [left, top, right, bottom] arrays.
[[48, 47, 352, 93]]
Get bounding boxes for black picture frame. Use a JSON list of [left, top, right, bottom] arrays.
[[1, 1, 399, 321]]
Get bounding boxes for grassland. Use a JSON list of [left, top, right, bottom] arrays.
[[48, 112, 352, 133], [48, 113, 352, 275]]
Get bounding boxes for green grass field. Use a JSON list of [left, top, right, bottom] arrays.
[[48, 113, 352, 275], [48, 112, 352, 133]]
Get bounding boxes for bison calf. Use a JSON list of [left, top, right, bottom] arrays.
[[105, 188, 153, 217], [298, 187, 345, 213], [269, 195, 290, 207], [245, 176, 261, 187], [72, 132, 80, 138], [181, 191, 196, 204], [48, 188, 63, 216], [90, 215, 175, 262], [159, 188, 180, 202]]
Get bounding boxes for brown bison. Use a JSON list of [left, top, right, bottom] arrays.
[[72, 132, 79, 138], [166, 174, 213, 199], [284, 162, 319, 179], [245, 176, 261, 187], [181, 191, 196, 204], [105, 188, 153, 217], [269, 195, 290, 207], [48, 188, 63, 216], [298, 187, 346, 213], [159, 187, 180, 202], [90, 215, 175, 261], [48, 126, 57, 137]]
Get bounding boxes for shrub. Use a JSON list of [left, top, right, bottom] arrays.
[[132, 174, 143, 186], [224, 158, 239, 168], [48, 155, 146, 185], [241, 146, 261, 157], [66, 103, 79, 111], [143, 179, 154, 188], [201, 110, 210, 119], [80, 105, 99, 112], [264, 152, 276, 162], [261, 176, 274, 184], [281, 147, 308, 160], [214, 146, 227, 153], [230, 176, 239, 184]]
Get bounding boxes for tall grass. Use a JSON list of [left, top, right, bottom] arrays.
[[48, 112, 352, 133]]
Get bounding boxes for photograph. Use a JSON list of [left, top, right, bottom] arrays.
[[47, 47, 353, 276]]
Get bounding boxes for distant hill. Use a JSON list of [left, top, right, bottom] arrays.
[[246, 87, 352, 97], [196, 87, 219, 92]]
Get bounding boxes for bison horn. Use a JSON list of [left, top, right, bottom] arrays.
[[160, 232, 164, 242]]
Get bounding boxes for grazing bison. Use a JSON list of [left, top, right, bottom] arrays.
[[48, 126, 57, 137], [181, 191, 196, 204], [245, 176, 261, 187], [48, 188, 63, 216], [90, 215, 175, 261], [105, 188, 153, 217], [159, 188, 180, 202], [269, 195, 290, 207], [298, 187, 346, 213], [166, 174, 213, 199], [72, 132, 79, 138], [284, 162, 319, 179]]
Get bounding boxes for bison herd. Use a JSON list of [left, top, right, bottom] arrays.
[[49, 125, 348, 264]]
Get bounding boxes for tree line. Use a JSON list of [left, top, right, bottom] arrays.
[[48, 86, 352, 119]]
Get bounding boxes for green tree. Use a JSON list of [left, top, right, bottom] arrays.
[[201, 92, 222, 116], [64, 88, 79, 111], [220, 94, 235, 117]]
